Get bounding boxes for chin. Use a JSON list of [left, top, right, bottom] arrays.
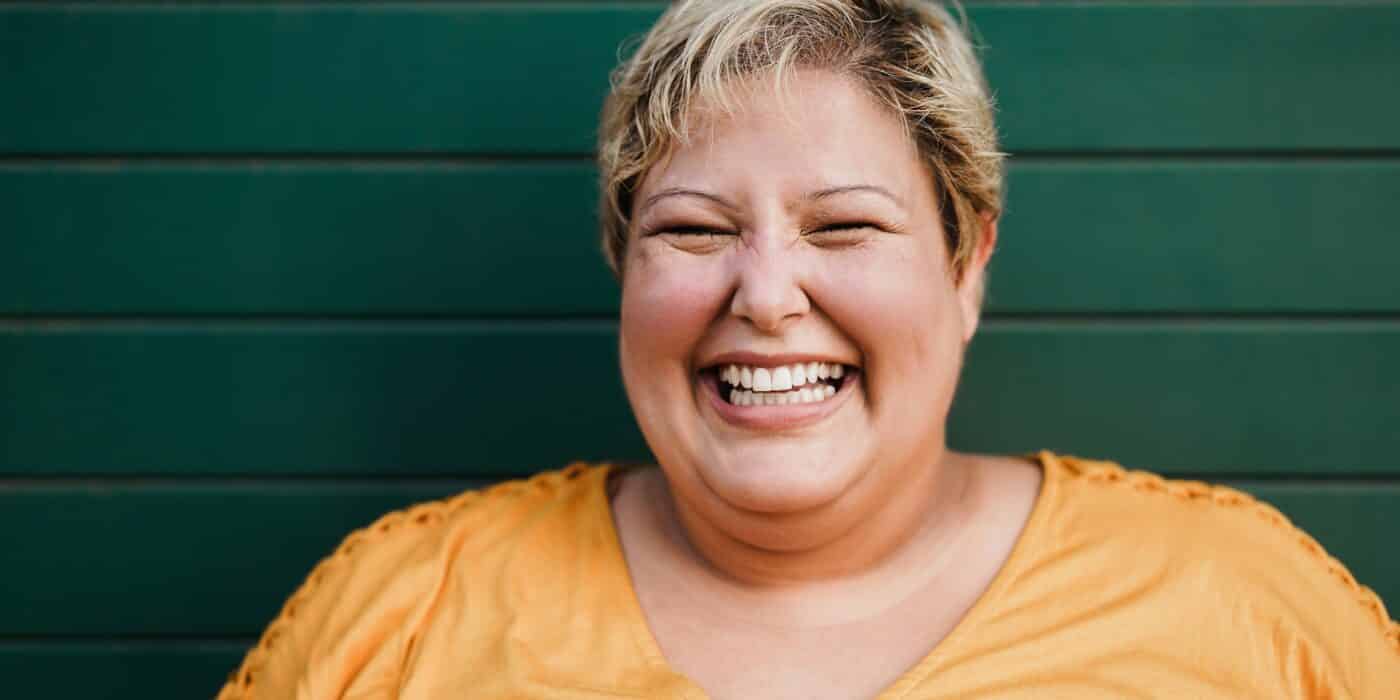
[[694, 440, 867, 515]]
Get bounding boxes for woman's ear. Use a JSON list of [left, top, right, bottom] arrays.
[[956, 213, 999, 344]]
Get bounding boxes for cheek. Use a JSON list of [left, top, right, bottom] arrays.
[[619, 247, 730, 375], [811, 243, 966, 382]]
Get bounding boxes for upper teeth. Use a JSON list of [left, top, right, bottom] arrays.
[[720, 362, 846, 391]]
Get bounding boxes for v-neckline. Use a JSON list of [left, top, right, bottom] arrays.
[[591, 452, 1060, 699]]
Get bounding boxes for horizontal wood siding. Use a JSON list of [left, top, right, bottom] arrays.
[[1, 323, 1397, 476], [0, 642, 246, 699], [4, 4, 1397, 153], [3, 2, 1396, 697], [4, 161, 1399, 315]]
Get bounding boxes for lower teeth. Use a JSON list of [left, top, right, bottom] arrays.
[[727, 382, 837, 407]]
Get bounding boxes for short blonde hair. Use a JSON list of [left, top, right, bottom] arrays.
[[597, 0, 1004, 280]]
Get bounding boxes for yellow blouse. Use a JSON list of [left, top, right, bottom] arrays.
[[219, 453, 1399, 699]]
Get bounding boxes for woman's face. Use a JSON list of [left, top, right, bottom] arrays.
[[619, 69, 992, 547]]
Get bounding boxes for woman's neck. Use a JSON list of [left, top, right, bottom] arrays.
[[615, 450, 982, 627]]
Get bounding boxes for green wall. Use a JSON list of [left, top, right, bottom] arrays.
[[2, 2, 1397, 697]]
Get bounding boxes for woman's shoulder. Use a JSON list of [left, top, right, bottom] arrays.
[[218, 462, 616, 700], [1032, 452, 1399, 689]]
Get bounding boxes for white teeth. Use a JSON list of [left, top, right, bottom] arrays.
[[771, 366, 792, 391], [720, 362, 851, 389], [719, 361, 854, 407], [791, 364, 807, 386], [753, 368, 773, 391], [724, 382, 840, 406]]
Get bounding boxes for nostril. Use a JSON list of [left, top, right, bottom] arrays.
[[728, 272, 811, 332]]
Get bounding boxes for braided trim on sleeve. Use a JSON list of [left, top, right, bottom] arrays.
[[1052, 453, 1400, 655], [215, 463, 596, 699]]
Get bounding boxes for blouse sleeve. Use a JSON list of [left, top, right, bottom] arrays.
[[1227, 497, 1400, 697], [216, 500, 462, 700], [1283, 558, 1400, 696]]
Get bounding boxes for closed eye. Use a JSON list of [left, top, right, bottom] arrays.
[[812, 222, 877, 233], [644, 224, 736, 254], [658, 225, 735, 236], [806, 221, 879, 241]]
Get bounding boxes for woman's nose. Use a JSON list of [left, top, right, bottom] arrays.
[[728, 239, 810, 335]]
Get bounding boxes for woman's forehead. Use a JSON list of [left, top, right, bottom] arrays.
[[637, 70, 927, 209]]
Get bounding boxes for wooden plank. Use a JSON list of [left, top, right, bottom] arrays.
[[991, 161, 1400, 313], [978, 3, 1400, 151], [0, 323, 1396, 476], [0, 482, 459, 636], [949, 322, 1400, 475], [0, 163, 616, 316], [0, 481, 1393, 636], [0, 641, 245, 700], [3, 3, 1397, 154], [4, 160, 1397, 315], [0, 323, 650, 476], [0, 4, 652, 155]]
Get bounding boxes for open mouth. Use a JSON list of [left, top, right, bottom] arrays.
[[704, 362, 857, 406]]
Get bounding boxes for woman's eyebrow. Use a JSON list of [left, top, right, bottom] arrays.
[[638, 188, 738, 215], [638, 184, 901, 216], [808, 184, 904, 208]]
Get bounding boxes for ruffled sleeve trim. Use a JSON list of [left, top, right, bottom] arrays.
[[1045, 451, 1399, 655], [215, 462, 599, 700]]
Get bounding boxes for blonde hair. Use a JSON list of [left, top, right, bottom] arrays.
[[597, 0, 1004, 281]]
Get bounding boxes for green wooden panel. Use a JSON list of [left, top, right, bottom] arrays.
[[0, 163, 615, 316], [949, 322, 1400, 475], [4, 161, 1398, 315], [0, 4, 653, 155], [0, 323, 1396, 476], [0, 323, 650, 476], [0, 482, 463, 636], [4, 3, 1397, 154], [0, 641, 245, 700], [0, 482, 1392, 636], [991, 161, 1400, 312], [978, 3, 1400, 152]]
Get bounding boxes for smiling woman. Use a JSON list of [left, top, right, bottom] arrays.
[[614, 67, 1007, 577], [218, 1, 1399, 698]]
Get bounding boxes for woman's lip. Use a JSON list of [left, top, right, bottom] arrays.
[[699, 369, 858, 431], [701, 351, 859, 369]]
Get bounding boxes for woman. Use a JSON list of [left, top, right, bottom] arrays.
[[219, 1, 1398, 697]]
